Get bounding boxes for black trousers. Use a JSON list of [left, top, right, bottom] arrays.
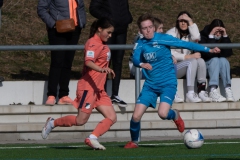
[[107, 31, 127, 96], [47, 27, 81, 98]]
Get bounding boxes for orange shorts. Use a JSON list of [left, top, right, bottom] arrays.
[[72, 90, 112, 114]]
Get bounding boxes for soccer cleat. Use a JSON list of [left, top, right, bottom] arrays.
[[225, 88, 235, 102], [85, 138, 106, 150], [173, 109, 185, 133], [58, 96, 73, 105], [198, 91, 212, 102], [111, 95, 128, 107], [41, 117, 54, 139], [174, 93, 184, 103], [209, 89, 226, 102], [45, 96, 56, 106], [186, 92, 202, 103], [124, 141, 139, 149]]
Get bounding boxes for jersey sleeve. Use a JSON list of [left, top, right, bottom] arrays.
[[160, 34, 210, 53], [84, 40, 102, 64], [132, 40, 143, 67]]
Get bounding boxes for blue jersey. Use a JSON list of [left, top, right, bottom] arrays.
[[133, 32, 210, 91]]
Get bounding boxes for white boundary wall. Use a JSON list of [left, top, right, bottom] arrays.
[[0, 78, 239, 105]]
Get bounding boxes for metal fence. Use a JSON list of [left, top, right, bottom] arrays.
[[1, 43, 240, 100], [1, 43, 240, 142]]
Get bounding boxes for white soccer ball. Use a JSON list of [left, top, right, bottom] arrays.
[[183, 129, 204, 149]]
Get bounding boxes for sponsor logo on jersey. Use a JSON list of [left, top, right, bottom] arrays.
[[86, 51, 94, 58], [143, 52, 157, 62]]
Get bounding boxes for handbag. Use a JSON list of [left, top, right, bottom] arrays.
[[55, 18, 75, 33]]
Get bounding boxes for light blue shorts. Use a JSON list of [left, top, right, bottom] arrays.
[[136, 85, 176, 108]]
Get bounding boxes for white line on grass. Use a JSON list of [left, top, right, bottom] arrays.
[[0, 141, 239, 149]]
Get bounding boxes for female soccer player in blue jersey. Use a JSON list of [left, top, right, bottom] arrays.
[[124, 13, 220, 149]]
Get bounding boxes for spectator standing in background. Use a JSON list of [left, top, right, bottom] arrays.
[[0, 0, 3, 80], [166, 11, 211, 103], [199, 19, 235, 102], [89, 0, 133, 108], [0, 0, 3, 8], [37, 0, 86, 106]]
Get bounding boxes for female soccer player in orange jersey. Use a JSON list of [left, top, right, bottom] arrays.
[[41, 17, 116, 150]]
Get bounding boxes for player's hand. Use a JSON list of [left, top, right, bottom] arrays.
[[100, 67, 115, 79], [178, 14, 193, 25], [210, 47, 221, 54], [140, 63, 152, 70]]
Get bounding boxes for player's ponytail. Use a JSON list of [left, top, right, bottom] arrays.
[[89, 17, 114, 39]]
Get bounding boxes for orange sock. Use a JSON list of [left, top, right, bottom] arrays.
[[92, 118, 113, 137], [54, 115, 77, 127]]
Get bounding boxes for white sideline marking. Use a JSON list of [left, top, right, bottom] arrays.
[[0, 141, 239, 149]]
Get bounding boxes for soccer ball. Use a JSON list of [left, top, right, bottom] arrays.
[[183, 129, 204, 149]]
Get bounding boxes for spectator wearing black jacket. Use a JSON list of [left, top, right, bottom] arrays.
[[0, 0, 3, 8], [0, 0, 3, 81], [199, 19, 234, 102], [89, 0, 133, 108]]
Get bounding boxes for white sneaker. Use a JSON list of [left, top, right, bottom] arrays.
[[186, 92, 202, 103], [225, 88, 235, 102], [41, 117, 54, 139], [209, 89, 226, 102], [85, 138, 106, 150], [198, 91, 212, 102], [174, 93, 184, 103]]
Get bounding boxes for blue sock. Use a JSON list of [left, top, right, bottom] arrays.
[[165, 109, 176, 120], [130, 118, 140, 142]]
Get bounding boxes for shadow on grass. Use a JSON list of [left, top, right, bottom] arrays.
[[11, 69, 82, 80]]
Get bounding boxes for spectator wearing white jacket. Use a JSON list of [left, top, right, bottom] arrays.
[[166, 11, 211, 103]]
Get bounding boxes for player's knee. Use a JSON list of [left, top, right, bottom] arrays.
[[110, 115, 117, 124], [132, 115, 141, 122], [158, 111, 168, 119], [76, 118, 87, 126]]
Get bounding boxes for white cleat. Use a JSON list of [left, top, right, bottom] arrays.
[[41, 117, 54, 139], [186, 92, 202, 103], [85, 138, 106, 150], [225, 88, 235, 102], [198, 91, 212, 102], [209, 89, 226, 102]]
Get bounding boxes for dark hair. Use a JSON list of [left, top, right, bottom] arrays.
[[137, 13, 155, 29], [208, 19, 225, 34], [175, 11, 192, 38], [153, 17, 163, 29], [89, 17, 114, 38]]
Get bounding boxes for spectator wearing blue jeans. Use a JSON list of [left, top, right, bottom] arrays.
[[89, 0, 133, 108], [199, 19, 235, 102]]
